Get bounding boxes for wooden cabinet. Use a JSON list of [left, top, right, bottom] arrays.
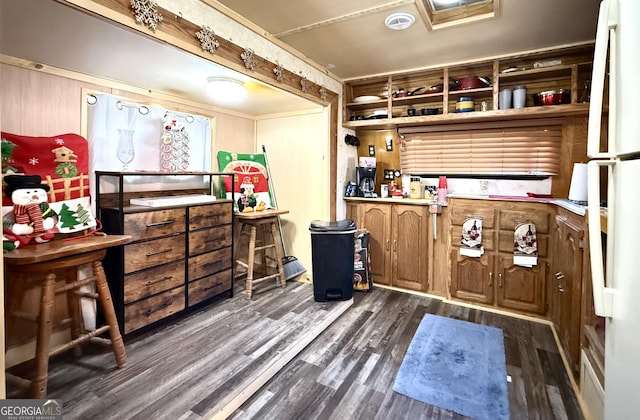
[[343, 44, 594, 128], [449, 199, 550, 315], [96, 171, 234, 335], [550, 208, 586, 375], [354, 202, 430, 292]]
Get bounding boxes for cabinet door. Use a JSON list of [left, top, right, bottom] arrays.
[[496, 256, 546, 314], [450, 249, 494, 304], [345, 202, 359, 225], [392, 205, 428, 292], [361, 203, 392, 286], [554, 215, 585, 374]]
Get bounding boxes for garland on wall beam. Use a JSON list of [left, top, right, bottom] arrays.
[[113, 0, 336, 103]]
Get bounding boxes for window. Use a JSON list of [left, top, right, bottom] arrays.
[[399, 124, 561, 176]]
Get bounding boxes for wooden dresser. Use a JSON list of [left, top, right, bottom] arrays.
[[96, 171, 234, 335]]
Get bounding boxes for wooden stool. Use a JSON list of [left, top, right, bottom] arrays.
[[3, 234, 131, 398], [234, 209, 289, 299]]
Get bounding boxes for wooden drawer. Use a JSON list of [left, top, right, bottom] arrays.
[[124, 260, 185, 304], [449, 205, 496, 227], [124, 234, 185, 273], [498, 231, 549, 257], [189, 203, 232, 231], [124, 208, 186, 241], [124, 286, 185, 334], [188, 269, 232, 307], [449, 226, 496, 251], [499, 207, 550, 233], [189, 225, 232, 256], [188, 246, 232, 281]]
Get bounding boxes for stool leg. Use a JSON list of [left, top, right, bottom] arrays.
[[65, 267, 83, 357], [246, 225, 257, 299], [92, 260, 127, 368], [233, 221, 242, 269], [234, 222, 248, 278], [32, 272, 56, 399], [4, 273, 25, 351], [270, 221, 287, 289]]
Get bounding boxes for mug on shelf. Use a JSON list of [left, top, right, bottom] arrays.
[[499, 88, 512, 109]]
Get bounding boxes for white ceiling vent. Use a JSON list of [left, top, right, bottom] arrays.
[[384, 13, 416, 31]]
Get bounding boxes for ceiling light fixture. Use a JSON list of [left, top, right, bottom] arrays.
[[384, 12, 416, 31], [205, 76, 248, 103]]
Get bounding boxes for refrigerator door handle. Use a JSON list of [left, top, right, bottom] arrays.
[[588, 0, 619, 159], [587, 161, 614, 317]]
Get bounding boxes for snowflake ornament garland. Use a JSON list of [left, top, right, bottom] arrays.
[[273, 63, 285, 83], [130, 0, 163, 32], [241, 49, 257, 71], [319, 87, 328, 101], [196, 26, 220, 54]]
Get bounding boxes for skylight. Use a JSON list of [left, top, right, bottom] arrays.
[[417, 0, 497, 29]]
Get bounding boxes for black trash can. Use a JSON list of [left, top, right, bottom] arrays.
[[309, 219, 357, 301]]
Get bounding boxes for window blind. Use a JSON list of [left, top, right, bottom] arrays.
[[400, 126, 562, 175]]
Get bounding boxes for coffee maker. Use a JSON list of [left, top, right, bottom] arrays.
[[356, 166, 377, 197]]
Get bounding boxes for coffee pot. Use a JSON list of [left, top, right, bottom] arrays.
[[356, 166, 376, 197]]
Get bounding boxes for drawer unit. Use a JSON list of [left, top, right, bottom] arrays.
[[123, 208, 186, 241], [124, 287, 185, 334], [189, 203, 232, 230], [188, 269, 232, 307], [189, 225, 232, 256], [124, 234, 185, 273], [124, 260, 185, 304], [188, 247, 232, 281], [96, 171, 235, 335]]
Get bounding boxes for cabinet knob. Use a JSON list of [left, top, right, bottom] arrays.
[[488, 272, 493, 286], [558, 285, 565, 292], [498, 273, 503, 288], [385, 239, 390, 251], [393, 239, 397, 251]]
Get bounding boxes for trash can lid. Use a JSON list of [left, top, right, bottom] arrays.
[[309, 219, 356, 232]]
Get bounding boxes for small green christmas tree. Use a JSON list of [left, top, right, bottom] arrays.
[[75, 203, 92, 226], [59, 203, 80, 230]]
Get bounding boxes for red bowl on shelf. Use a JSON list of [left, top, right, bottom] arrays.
[[457, 76, 491, 90], [532, 89, 571, 106]]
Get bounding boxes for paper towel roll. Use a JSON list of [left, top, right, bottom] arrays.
[[568, 163, 588, 203]]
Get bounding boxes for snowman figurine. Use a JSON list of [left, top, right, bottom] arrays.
[[4, 174, 56, 244]]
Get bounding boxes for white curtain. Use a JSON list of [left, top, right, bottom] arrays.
[[87, 94, 213, 201]]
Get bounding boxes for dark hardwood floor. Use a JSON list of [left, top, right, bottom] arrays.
[[232, 285, 583, 420], [6, 281, 583, 420]]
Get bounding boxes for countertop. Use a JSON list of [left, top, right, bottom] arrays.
[[344, 194, 590, 216]]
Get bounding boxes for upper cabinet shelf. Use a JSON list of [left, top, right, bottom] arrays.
[[343, 44, 595, 128]]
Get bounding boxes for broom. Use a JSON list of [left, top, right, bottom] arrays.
[[262, 145, 307, 281]]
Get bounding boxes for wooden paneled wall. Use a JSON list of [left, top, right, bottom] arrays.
[[355, 130, 400, 193], [0, 61, 257, 367]]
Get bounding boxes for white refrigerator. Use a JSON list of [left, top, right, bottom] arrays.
[[587, 1, 640, 419]]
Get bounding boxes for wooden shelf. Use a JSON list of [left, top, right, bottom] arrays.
[[344, 44, 595, 128], [343, 103, 591, 129], [498, 65, 574, 83], [448, 87, 493, 97]]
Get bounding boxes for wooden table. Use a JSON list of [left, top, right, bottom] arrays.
[[4, 233, 132, 398], [234, 209, 289, 299]]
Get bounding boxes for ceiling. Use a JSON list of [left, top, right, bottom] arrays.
[[218, 0, 602, 80], [1, 0, 602, 116], [0, 0, 319, 117]]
